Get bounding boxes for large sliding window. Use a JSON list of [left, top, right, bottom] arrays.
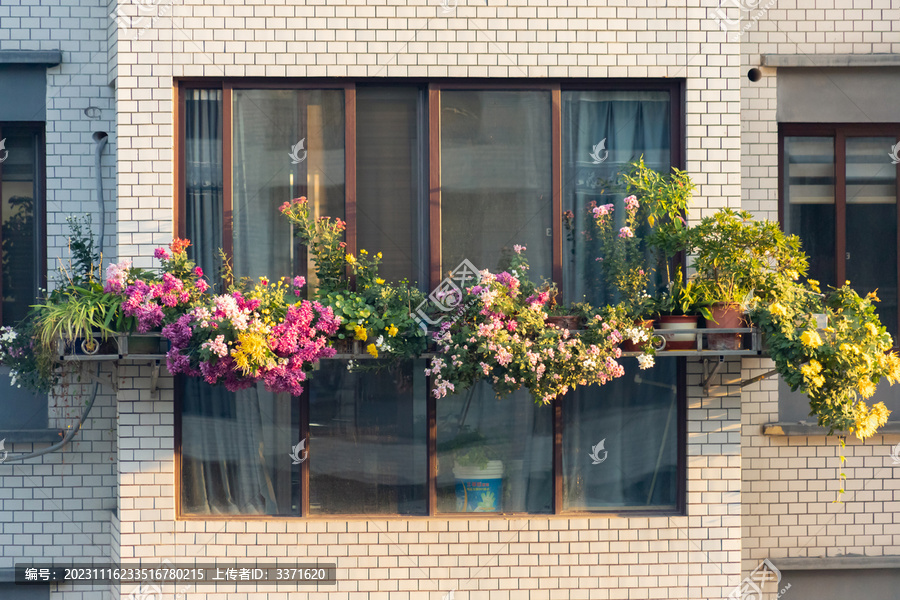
[[781, 124, 900, 340], [176, 80, 684, 517]]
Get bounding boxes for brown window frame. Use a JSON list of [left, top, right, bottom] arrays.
[[174, 78, 687, 520], [779, 123, 900, 341]]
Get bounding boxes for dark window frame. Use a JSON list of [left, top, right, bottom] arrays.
[[779, 123, 900, 342], [173, 78, 687, 519]]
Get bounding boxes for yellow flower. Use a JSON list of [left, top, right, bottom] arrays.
[[387, 324, 399, 337], [858, 378, 876, 399], [810, 375, 825, 389], [376, 252, 382, 259], [366, 343, 378, 358], [866, 322, 878, 337], [360, 249, 368, 255], [800, 360, 822, 378], [887, 353, 900, 383], [354, 326, 367, 342], [376, 278, 385, 285], [852, 400, 891, 440], [867, 291, 880, 302], [808, 279, 821, 292], [769, 302, 787, 318], [347, 254, 356, 264], [800, 329, 823, 348], [839, 343, 859, 355]]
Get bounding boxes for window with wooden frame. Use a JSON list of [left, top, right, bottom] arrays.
[[175, 80, 686, 518], [780, 124, 900, 341]]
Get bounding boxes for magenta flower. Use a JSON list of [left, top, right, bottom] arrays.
[[154, 247, 170, 261], [618, 227, 634, 238]]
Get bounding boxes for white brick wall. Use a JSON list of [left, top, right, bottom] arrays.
[[0, 2, 118, 599], [739, 0, 900, 583]]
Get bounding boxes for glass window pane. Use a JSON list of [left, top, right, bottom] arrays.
[[561, 91, 671, 304], [180, 379, 300, 516], [1, 126, 39, 325], [309, 360, 428, 515], [783, 136, 836, 287], [232, 89, 345, 285], [440, 90, 552, 281], [436, 383, 553, 514], [562, 357, 678, 510], [356, 86, 426, 287], [184, 89, 224, 284], [846, 136, 898, 337]]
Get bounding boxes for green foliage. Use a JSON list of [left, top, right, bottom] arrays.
[[64, 215, 102, 286], [687, 208, 808, 308], [650, 266, 711, 318]]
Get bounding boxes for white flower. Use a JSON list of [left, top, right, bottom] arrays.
[[636, 354, 655, 370]]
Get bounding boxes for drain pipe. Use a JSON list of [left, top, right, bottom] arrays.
[[93, 131, 108, 253], [2, 367, 101, 463], [4, 133, 110, 463]]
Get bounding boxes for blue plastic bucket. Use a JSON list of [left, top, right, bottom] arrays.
[[453, 461, 504, 512]]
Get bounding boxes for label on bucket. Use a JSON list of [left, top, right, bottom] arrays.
[[455, 477, 502, 512]]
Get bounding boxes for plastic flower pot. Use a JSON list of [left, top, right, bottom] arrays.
[[453, 460, 503, 512], [656, 314, 699, 350], [705, 303, 744, 350]]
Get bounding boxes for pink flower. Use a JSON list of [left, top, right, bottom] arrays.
[[154, 247, 170, 261], [624, 195, 639, 212], [592, 203, 614, 218], [194, 266, 203, 277], [618, 227, 634, 238], [513, 244, 526, 254]]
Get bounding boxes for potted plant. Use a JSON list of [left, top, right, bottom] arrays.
[[438, 428, 504, 513], [686, 208, 808, 350], [651, 267, 709, 350]]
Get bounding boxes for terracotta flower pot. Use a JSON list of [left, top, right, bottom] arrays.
[[621, 319, 656, 352], [705, 303, 744, 350], [656, 314, 699, 350], [545, 315, 582, 331]]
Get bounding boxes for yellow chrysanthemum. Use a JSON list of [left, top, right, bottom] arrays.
[[809, 375, 825, 389], [354, 326, 367, 342], [866, 322, 879, 337], [808, 279, 821, 292], [800, 360, 822, 378], [231, 328, 270, 375], [887, 353, 900, 384], [366, 343, 378, 358], [387, 324, 399, 337], [376, 278, 385, 285], [346, 254, 356, 264], [769, 302, 788, 319], [852, 400, 891, 441], [800, 329, 823, 349], [858, 378, 877, 399], [867, 291, 880, 302]]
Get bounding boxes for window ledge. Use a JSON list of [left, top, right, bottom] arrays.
[[762, 421, 900, 437], [0, 429, 65, 443], [774, 555, 900, 571], [761, 53, 900, 68], [0, 50, 62, 66]]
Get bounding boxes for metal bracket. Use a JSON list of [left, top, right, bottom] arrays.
[[82, 367, 118, 392], [741, 368, 779, 388], [702, 356, 725, 394]]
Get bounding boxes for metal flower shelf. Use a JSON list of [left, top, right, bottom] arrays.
[[57, 333, 170, 362]]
